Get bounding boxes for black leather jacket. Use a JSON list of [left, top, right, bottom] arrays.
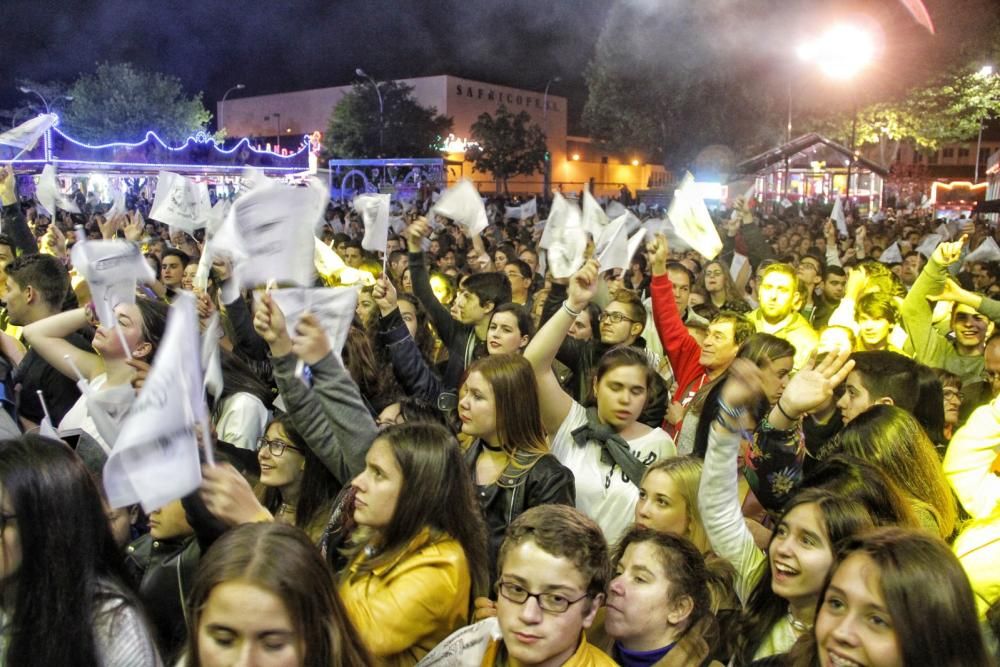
[[464, 440, 576, 586]]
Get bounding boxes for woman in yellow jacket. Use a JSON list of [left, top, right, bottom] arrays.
[[339, 421, 490, 665]]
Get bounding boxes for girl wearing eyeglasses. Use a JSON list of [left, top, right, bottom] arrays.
[[254, 413, 340, 543]]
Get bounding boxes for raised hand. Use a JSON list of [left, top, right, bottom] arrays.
[[97, 214, 120, 241], [647, 233, 669, 276], [291, 312, 331, 366], [252, 291, 292, 357], [405, 217, 430, 252], [844, 266, 867, 301], [567, 258, 601, 311], [926, 278, 972, 306], [719, 358, 767, 411], [779, 347, 855, 418], [372, 274, 398, 316], [931, 235, 967, 267], [200, 463, 272, 527], [123, 211, 144, 242]]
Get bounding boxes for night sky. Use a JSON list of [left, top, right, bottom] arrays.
[[2, 0, 996, 134]]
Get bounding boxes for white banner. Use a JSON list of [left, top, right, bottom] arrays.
[[581, 187, 608, 238], [36, 164, 80, 217], [831, 196, 848, 237], [0, 113, 57, 151], [149, 171, 211, 232], [268, 286, 361, 356], [103, 293, 204, 512], [354, 193, 391, 254], [432, 179, 488, 236], [211, 178, 326, 289], [540, 193, 587, 279], [594, 215, 629, 272], [667, 172, 721, 260], [70, 238, 155, 329]]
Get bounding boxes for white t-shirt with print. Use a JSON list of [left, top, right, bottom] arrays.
[[551, 401, 676, 544]]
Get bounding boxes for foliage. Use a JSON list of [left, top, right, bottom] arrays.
[[324, 81, 452, 158], [582, 1, 781, 173], [801, 64, 1000, 164], [62, 62, 211, 144], [465, 104, 547, 195]]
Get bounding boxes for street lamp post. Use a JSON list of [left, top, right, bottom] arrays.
[[355, 68, 384, 156], [274, 113, 281, 151], [542, 76, 561, 199], [975, 65, 994, 183], [219, 83, 246, 136], [18, 86, 73, 114]]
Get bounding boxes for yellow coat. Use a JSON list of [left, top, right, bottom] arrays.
[[340, 529, 472, 666]]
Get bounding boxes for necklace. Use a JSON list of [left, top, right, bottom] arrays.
[[278, 502, 295, 516], [786, 609, 813, 634]]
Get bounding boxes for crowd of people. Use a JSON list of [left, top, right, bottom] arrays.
[[0, 162, 998, 667]]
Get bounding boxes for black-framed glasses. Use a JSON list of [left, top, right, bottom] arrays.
[[0, 513, 17, 535], [256, 437, 303, 457], [496, 580, 590, 614], [598, 311, 638, 325]]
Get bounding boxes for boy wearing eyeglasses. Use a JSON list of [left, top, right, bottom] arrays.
[[418, 504, 615, 666]]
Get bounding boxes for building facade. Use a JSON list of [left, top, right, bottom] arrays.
[[219, 74, 666, 197]]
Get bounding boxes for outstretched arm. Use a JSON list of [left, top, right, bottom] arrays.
[[22, 308, 103, 381], [523, 259, 600, 436]]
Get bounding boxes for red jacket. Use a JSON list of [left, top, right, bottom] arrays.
[[650, 274, 710, 406]]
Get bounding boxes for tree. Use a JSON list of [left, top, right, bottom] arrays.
[[324, 81, 452, 158], [801, 64, 1000, 165], [466, 105, 547, 195], [583, 1, 780, 173], [61, 63, 211, 144]]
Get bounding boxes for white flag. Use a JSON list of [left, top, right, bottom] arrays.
[[314, 237, 346, 280], [730, 253, 750, 282], [36, 164, 81, 217], [667, 173, 722, 260], [879, 242, 903, 264], [432, 179, 488, 235], [581, 187, 608, 239], [268, 286, 361, 356], [202, 313, 224, 404], [780, 198, 793, 209], [606, 200, 627, 220], [103, 293, 204, 512], [415, 618, 502, 667], [149, 171, 211, 233], [594, 215, 629, 272], [964, 237, 1000, 264], [353, 193, 391, 254], [540, 193, 587, 279], [520, 197, 537, 219], [0, 113, 58, 151], [210, 178, 325, 289], [916, 233, 943, 258], [70, 239, 155, 329], [934, 223, 952, 240], [831, 196, 848, 237], [504, 204, 523, 220], [105, 188, 127, 221]]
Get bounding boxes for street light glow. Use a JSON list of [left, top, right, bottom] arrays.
[[798, 22, 878, 80], [978, 65, 994, 77]]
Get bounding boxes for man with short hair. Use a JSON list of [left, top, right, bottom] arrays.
[[387, 249, 409, 282], [812, 265, 847, 329], [665, 262, 707, 327], [342, 241, 364, 269], [423, 504, 615, 667], [160, 248, 189, 294], [899, 250, 925, 290], [648, 234, 752, 437], [503, 259, 534, 307], [836, 350, 920, 424], [3, 254, 90, 428], [747, 263, 817, 369]]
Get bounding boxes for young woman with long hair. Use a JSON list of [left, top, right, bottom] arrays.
[[699, 357, 877, 665], [703, 259, 751, 313], [339, 422, 489, 664], [0, 435, 160, 666], [255, 412, 340, 543], [457, 353, 574, 576], [833, 405, 957, 540], [786, 528, 993, 667], [184, 522, 373, 667], [23, 297, 169, 450]]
